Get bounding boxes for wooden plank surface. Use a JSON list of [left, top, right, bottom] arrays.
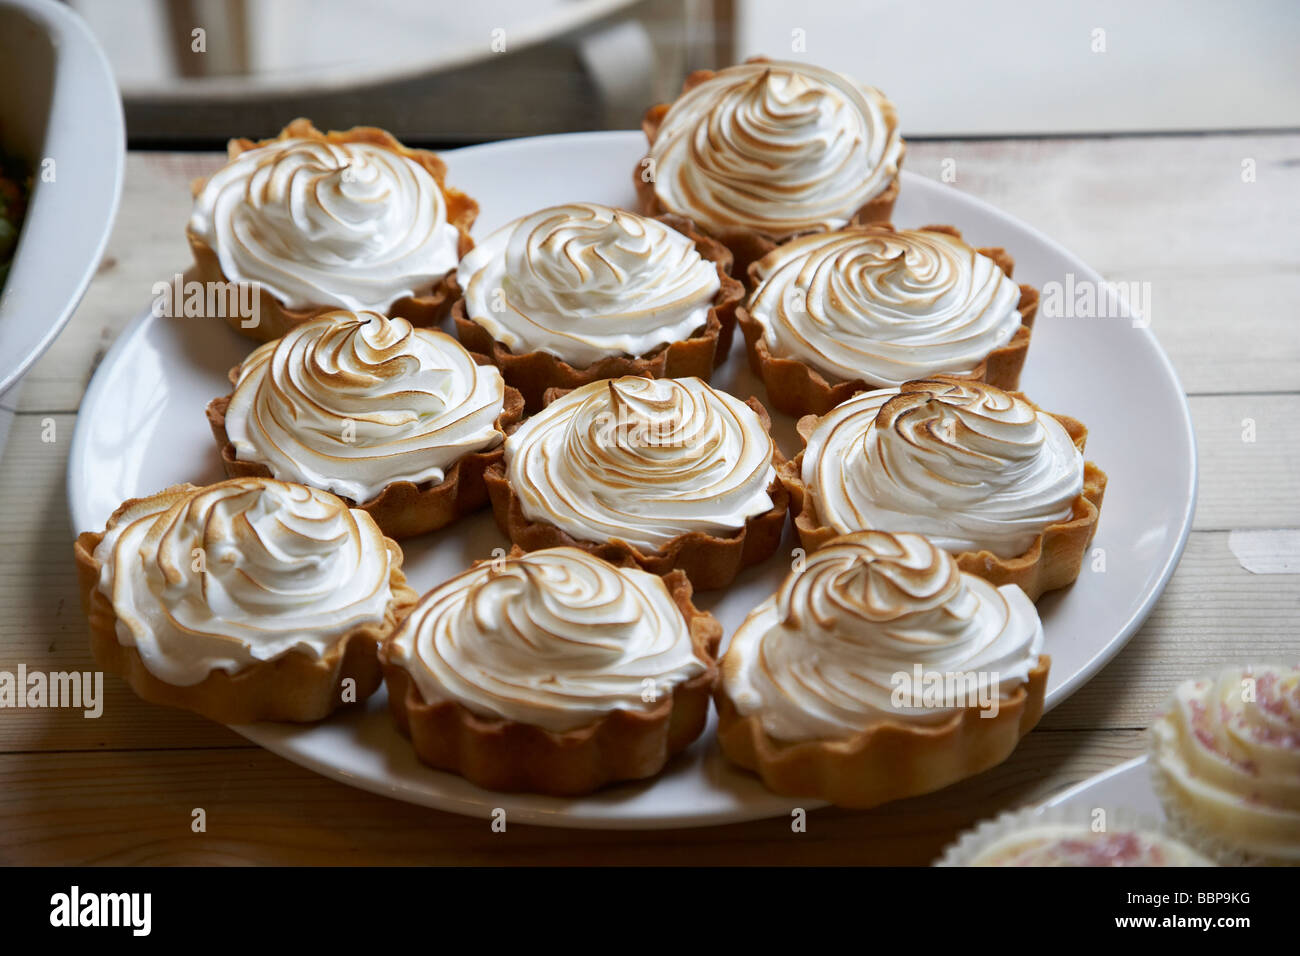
[[1, 132, 1297, 865], [0, 731, 1145, 866]]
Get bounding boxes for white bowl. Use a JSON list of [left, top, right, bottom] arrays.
[[0, 0, 124, 445]]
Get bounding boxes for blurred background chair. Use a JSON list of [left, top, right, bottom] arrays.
[[74, 0, 725, 144], [73, 0, 1299, 146]]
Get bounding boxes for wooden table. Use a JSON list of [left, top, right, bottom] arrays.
[[2, 134, 1296, 865]]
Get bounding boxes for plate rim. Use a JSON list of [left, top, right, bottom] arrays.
[[225, 709, 805, 831], [1042, 755, 1150, 810], [65, 130, 1198, 829]]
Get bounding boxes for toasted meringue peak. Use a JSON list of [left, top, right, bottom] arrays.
[[723, 531, 1044, 741], [456, 202, 720, 366], [504, 376, 776, 552], [802, 378, 1084, 558], [776, 530, 965, 635], [1151, 664, 1300, 862], [748, 226, 1022, 386], [385, 547, 707, 731], [223, 311, 506, 503], [92, 478, 397, 686], [648, 61, 903, 237], [189, 136, 460, 312]]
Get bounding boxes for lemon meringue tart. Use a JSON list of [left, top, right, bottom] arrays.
[[379, 546, 721, 795], [636, 58, 905, 278], [451, 201, 743, 412], [482, 375, 789, 590], [737, 224, 1039, 417], [1149, 664, 1300, 865], [187, 118, 477, 342], [716, 531, 1049, 809], [783, 377, 1107, 600], [73, 478, 418, 724], [206, 311, 524, 539]]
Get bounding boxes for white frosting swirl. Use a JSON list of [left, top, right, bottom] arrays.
[[748, 227, 1023, 386], [384, 547, 707, 732], [648, 60, 903, 237], [93, 479, 396, 687], [223, 312, 506, 503], [504, 376, 775, 552], [456, 202, 721, 366], [189, 136, 460, 312], [802, 379, 1084, 558], [968, 826, 1211, 867], [723, 531, 1043, 742], [1151, 665, 1300, 862]]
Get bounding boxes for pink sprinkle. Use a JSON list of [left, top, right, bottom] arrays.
[[1053, 833, 1150, 866]]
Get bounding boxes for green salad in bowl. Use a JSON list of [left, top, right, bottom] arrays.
[[0, 149, 29, 291]]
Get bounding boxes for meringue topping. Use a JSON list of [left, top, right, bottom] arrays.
[[1151, 665, 1300, 862], [504, 376, 776, 552], [456, 202, 721, 366], [223, 311, 506, 503], [723, 531, 1044, 741], [93, 478, 397, 687], [801, 378, 1084, 558], [648, 61, 904, 237], [189, 136, 461, 312], [384, 547, 708, 731], [747, 226, 1023, 386]]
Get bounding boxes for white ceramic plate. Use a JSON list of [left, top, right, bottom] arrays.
[[67, 131, 1197, 829], [1044, 757, 1162, 817], [934, 756, 1166, 865]]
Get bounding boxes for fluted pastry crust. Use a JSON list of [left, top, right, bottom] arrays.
[[483, 381, 789, 591], [716, 663, 1047, 809], [715, 531, 1049, 809], [74, 480, 418, 724], [206, 317, 525, 539], [782, 378, 1107, 600], [636, 58, 905, 279], [187, 118, 477, 342], [452, 211, 743, 412], [380, 554, 721, 796], [736, 225, 1039, 417]]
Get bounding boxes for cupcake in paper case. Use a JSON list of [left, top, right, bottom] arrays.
[[1149, 664, 1300, 865], [936, 805, 1214, 867]]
